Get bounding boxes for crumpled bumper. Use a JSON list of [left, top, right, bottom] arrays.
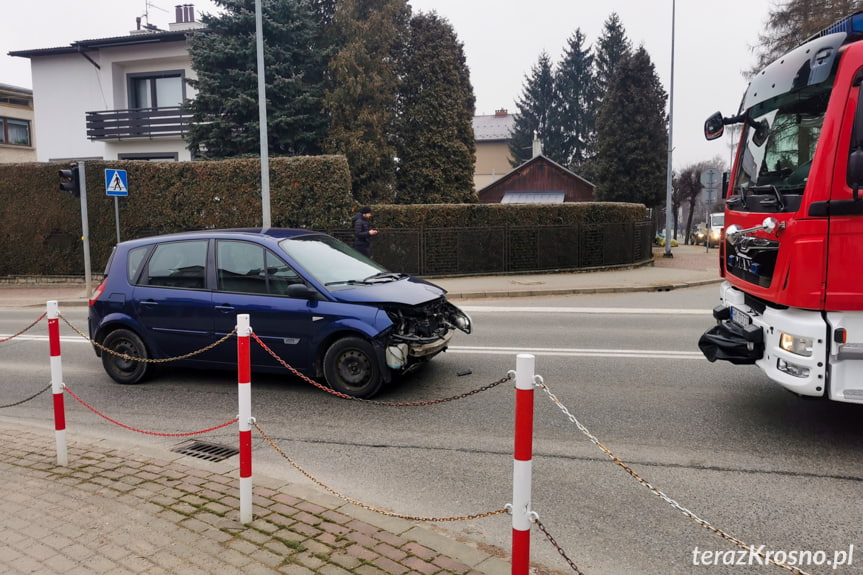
[[698, 306, 764, 365]]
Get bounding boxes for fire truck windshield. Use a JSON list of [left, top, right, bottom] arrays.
[[731, 84, 832, 212]]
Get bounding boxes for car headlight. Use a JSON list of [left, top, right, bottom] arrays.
[[779, 332, 813, 357]]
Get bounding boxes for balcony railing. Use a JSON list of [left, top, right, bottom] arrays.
[[86, 107, 191, 141]]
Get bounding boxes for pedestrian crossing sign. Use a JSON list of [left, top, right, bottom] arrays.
[[105, 169, 128, 196]]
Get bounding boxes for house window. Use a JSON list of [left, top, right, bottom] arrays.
[[0, 117, 31, 146], [128, 71, 184, 109]]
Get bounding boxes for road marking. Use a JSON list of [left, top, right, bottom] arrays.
[[459, 306, 711, 315], [0, 335, 88, 344], [448, 346, 704, 359], [3, 337, 706, 359]]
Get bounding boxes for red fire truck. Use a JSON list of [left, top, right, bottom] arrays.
[[698, 12, 863, 404]]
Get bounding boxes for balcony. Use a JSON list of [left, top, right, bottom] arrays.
[[86, 107, 191, 141]]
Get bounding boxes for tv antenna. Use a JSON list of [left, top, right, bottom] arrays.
[[142, 1, 168, 27]]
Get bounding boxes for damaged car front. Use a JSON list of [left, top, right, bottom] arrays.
[[278, 232, 472, 397]]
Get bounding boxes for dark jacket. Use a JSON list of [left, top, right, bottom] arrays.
[[352, 212, 372, 256]]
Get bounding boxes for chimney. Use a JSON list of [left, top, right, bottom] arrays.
[[495, 108, 508, 117], [169, 4, 204, 30], [532, 132, 542, 158]]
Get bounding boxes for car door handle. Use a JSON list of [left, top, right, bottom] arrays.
[[140, 299, 159, 307], [214, 303, 236, 312]]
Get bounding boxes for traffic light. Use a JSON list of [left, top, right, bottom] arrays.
[[59, 165, 80, 198]]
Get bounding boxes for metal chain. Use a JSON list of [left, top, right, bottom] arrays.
[[0, 383, 52, 409], [535, 379, 811, 575], [253, 420, 507, 522], [0, 312, 47, 343], [64, 384, 239, 437], [533, 517, 586, 575], [251, 331, 512, 404], [60, 314, 237, 364]]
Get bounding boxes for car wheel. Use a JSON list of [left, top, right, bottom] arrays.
[[323, 337, 383, 398], [101, 328, 151, 384]]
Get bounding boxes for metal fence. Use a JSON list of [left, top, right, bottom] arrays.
[[331, 220, 654, 277]]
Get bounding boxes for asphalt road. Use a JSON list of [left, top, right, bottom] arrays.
[[1, 287, 861, 575]]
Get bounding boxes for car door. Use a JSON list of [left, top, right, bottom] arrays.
[[131, 239, 214, 360], [209, 240, 314, 372]]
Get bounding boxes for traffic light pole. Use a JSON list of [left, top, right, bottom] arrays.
[[78, 161, 92, 297]]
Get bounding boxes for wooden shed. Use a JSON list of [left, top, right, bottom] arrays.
[[476, 153, 595, 204]]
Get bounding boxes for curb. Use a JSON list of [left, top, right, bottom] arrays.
[[443, 278, 722, 300]]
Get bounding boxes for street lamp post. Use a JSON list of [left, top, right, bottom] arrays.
[[663, 0, 676, 258], [255, 0, 271, 230]]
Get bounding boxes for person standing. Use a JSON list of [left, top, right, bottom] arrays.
[[352, 206, 378, 258]]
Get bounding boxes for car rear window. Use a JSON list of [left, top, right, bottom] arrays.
[[140, 240, 208, 289]]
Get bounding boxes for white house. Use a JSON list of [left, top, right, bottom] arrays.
[[9, 5, 205, 162], [0, 83, 36, 162]]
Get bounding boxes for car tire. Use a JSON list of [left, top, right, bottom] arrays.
[[323, 337, 383, 398], [101, 328, 151, 385]]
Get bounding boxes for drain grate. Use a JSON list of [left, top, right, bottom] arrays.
[[171, 440, 239, 462]]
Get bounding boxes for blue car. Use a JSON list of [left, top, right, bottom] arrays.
[[88, 229, 472, 398]]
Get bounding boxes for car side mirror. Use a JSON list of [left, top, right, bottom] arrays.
[[286, 283, 318, 299]]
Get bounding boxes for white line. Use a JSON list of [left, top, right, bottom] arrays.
[[459, 306, 711, 315], [448, 346, 704, 359], [0, 335, 87, 344]]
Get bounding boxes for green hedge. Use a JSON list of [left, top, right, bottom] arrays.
[[0, 156, 647, 277], [0, 156, 355, 276], [363, 202, 647, 228]]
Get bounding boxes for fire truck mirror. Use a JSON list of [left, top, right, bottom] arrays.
[[704, 112, 724, 141], [752, 119, 770, 147]]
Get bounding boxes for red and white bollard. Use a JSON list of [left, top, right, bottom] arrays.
[[511, 353, 535, 575], [47, 300, 68, 466], [237, 314, 253, 524]]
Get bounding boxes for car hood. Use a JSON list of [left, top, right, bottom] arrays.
[[326, 276, 446, 306]]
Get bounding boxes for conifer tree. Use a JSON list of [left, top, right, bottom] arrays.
[[593, 47, 667, 207], [395, 11, 476, 204], [552, 28, 597, 174], [508, 52, 556, 167], [322, 0, 411, 204], [186, 0, 326, 159], [594, 13, 631, 101]]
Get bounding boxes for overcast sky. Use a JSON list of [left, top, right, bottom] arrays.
[[1, 0, 774, 170]]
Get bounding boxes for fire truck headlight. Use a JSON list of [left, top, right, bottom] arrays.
[[779, 332, 813, 357]]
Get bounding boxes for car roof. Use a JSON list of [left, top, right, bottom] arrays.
[[116, 228, 323, 249]]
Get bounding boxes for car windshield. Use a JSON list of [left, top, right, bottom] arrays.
[[279, 234, 388, 286]]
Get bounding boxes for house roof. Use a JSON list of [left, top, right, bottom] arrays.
[[479, 153, 595, 194], [0, 83, 32, 96], [8, 30, 196, 59], [472, 113, 515, 141]]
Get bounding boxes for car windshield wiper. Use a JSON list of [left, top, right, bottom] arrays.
[[362, 272, 407, 283], [324, 279, 364, 286]]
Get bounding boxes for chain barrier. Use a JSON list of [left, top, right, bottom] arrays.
[[59, 314, 237, 364], [63, 384, 238, 437], [0, 383, 52, 409], [250, 332, 512, 405], [533, 516, 587, 575], [535, 378, 811, 575], [0, 312, 47, 343], [253, 420, 507, 522]]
